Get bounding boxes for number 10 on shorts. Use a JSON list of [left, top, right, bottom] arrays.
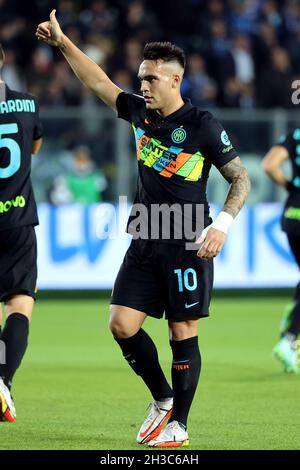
[[174, 268, 198, 292]]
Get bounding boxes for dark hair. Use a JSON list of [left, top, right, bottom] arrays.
[[143, 42, 185, 69], [0, 43, 4, 69]]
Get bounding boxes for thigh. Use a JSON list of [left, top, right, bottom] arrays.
[[159, 243, 214, 321], [4, 295, 34, 322], [111, 239, 165, 319], [0, 226, 37, 303]]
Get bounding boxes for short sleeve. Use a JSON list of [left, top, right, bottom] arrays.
[[276, 130, 296, 157], [33, 99, 43, 140], [116, 92, 145, 123], [203, 114, 238, 168]]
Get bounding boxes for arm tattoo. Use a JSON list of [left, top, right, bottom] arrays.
[[219, 156, 251, 218]]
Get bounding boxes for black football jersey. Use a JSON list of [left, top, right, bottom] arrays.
[[0, 83, 42, 231], [277, 128, 300, 234], [116, 92, 238, 243]]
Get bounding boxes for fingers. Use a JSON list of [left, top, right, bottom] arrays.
[[36, 21, 51, 40], [196, 228, 226, 259], [197, 240, 221, 260], [195, 225, 210, 245], [50, 9, 57, 22]]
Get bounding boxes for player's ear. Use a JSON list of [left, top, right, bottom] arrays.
[[172, 74, 181, 89]]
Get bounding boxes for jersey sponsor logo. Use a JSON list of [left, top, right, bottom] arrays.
[[221, 130, 231, 146], [133, 126, 204, 181], [0, 195, 26, 213], [222, 144, 233, 154], [184, 301, 199, 309], [284, 207, 300, 220], [0, 99, 36, 114], [171, 127, 186, 144]]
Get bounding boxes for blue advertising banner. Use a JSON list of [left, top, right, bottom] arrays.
[[36, 203, 298, 289]]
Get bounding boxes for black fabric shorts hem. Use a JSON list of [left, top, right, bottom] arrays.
[[111, 239, 213, 321], [0, 288, 37, 303], [110, 297, 210, 320]]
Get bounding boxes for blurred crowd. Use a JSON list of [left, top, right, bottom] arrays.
[[1, 0, 300, 110]]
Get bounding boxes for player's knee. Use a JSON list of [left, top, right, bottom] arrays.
[[109, 315, 131, 339], [169, 319, 198, 341]]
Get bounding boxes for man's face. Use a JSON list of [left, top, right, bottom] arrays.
[[138, 59, 181, 111]]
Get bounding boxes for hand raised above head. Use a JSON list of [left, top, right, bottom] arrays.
[[35, 9, 64, 48]]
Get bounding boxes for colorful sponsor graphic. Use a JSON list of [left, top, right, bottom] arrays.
[[133, 125, 204, 181]]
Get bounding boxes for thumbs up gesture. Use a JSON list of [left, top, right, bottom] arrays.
[[36, 9, 64, 47]]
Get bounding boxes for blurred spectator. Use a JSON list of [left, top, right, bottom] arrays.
[[260, 0, 282, 32], [194, 0, 228, 40], [252, 22, 278, 78], [49, 146, 107, 205], [56, 0, 79, 30], [1, 48, 25, 91], [222, 77, 242, 108], [258, 46, 294, 108], [1, 0, 300, 110], [282, 0, 300, 39], [79, 0, 118, 36], [232, 34, 254, 84], [229, 0, 260, 34], [181, 53, 217, 108], [207, 20, 235, 85], [121, 0, 160, 43], [112, 69, 134, 93]]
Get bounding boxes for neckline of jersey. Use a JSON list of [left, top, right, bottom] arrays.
[[149, 97, 193, 123]]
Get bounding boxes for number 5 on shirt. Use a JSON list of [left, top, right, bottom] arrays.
[[0, 123, 21, 178]]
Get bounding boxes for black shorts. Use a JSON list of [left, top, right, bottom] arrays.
[[0, 225, 37, 302], [111, 239, 214, 320]]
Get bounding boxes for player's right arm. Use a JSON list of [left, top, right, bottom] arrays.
[[36, 9, 122, 111], [32, 137, 43, 155], [262, 145, 290, 189]]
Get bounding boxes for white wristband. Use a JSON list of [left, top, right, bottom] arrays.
[[211, 211, 233, 234]]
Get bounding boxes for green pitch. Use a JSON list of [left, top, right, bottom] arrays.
[[0, 297, 299, 450]]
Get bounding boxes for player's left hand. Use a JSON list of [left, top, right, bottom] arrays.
[[196, 227, 226, 260]]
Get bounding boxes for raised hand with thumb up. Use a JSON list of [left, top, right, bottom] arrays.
[[36, 9, 64, 48]]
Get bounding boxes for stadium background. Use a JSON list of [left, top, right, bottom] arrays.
[[1, 0, 300, 451]]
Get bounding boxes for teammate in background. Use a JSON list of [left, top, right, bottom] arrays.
[[36, 11, 250, 447], [0, 44, 43, 421], [262, 130, 300, 374], [49, 145, 107, 205]]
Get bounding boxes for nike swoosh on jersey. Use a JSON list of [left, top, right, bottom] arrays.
[[184, 302, 199, 309]]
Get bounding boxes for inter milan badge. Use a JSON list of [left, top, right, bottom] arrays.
[[171, 127, 186, 144]]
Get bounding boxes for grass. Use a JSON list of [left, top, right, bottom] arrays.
[[0, 297, 299, 450]]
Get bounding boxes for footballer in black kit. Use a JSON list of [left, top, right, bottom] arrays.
[[37, 11, 250, 448], [112, 93, 238, 320], [263, 129, 300, 374], [0, 44, 43, 421]]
